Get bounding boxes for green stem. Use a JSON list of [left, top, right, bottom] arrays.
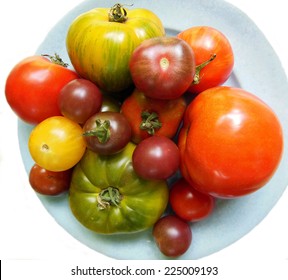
[[41, 53, 69, 67], [83, 119, 111, 143], [193, 53, 216, 84], [108, 3, 129, 23], [140, 111, 162, 135], [97, 187, 122, 210]]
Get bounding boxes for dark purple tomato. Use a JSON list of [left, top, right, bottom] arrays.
[[132, 135, 180, 180], [29, 163, 72, 195], [83, 111, 132, 155], [129, 36, 195, 100], [153, 215, 192, 257], [58, 78, 103, 124]]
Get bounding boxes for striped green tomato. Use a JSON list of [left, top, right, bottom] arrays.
[[66, 4, 165, 94]]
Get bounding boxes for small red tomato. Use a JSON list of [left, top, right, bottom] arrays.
[[169, 178, 215, 222], [153, 215, 192, 257], [58, 78, 103, 124], [29, 164, 72, 195], [129, 36, 195, 99], [132, 135, 180, 180]]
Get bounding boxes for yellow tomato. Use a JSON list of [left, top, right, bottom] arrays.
[[66, 4, 165, 94], [28, 116, 86, 171]]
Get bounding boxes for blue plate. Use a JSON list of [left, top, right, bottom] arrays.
[[17, 0, 288, 259]]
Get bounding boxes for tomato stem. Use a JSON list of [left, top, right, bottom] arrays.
[[83, 119, 111, 143], [193, 53, 216, 84], [41, 53, 69, 67], [97, 187, 122, 210], [108, 3, 132, 23], [140, 111, 162, 135]]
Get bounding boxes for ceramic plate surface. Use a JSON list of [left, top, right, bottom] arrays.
[[18, 0, 288, 259]]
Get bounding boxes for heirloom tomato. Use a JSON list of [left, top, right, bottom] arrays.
[[121, 89, 186, 143], [132, 136, 180, 180], [83, 111, 132, 155], [66, 4, 165, 94], [178, 86, 283, 198], [153, 215, 192, 257], [129, 36, 195, 99], [58, 78, 103, 124], [169, 178, 215, 222], [69, 142, 169, 234], [5, 54, 78, 125], [29, 164, 72, 196], [28, 116, 86, 172], [178, 26, 234, 94]]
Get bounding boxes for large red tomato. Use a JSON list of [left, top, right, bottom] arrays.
[[178, 26, 234, 94], [178, 86, 283, 198], [5, 55, 79, 125]]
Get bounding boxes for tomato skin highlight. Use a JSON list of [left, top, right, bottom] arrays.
[[178, 26, 234, 94], [5, 55, 79, 125], [129, 36, 195, 99], [178, 86, 283, 198], [169, 178, 215, 222]]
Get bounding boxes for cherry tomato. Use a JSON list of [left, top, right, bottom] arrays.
[[29, 164, 72, 195], [178, 86, 283, 198], [28, 116, 86, 172], [5, 54, 79, 124], [58, 78, 103, 124], [83, 112, 132, 155], [129, 36, 195, 99], [153, 215, 192, 257], [169, 178, 215, 222], [132, 135, 180, 180], [178, 26, 234, 94]]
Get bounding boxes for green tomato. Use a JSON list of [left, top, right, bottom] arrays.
[[69, 142, 169, 234], [66, 4, 165, 94]]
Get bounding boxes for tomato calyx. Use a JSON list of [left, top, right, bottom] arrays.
[[140, 111, 162, 135], [83, 119, 111, 143], [193, 53, 216, 84], [97, 186, 122, 210], [41, 53, 69, 67], [108, 3, 130, 23]]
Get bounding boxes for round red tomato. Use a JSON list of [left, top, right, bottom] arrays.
[[178, 86, 283, 198], [169, 178, 215, 222], [5, 54, 79, 125], [29, 164, 72, 195], [58, 78, 103, 124], [132, 135, 180, 180], [178, 26, 234, 94], [129, 36, 195, 99]]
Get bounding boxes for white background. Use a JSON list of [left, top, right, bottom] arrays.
[[0, 0, 287, 279]]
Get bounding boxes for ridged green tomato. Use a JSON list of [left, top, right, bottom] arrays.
[[69, 142, 169, 234], [66, 4, 165, 94]]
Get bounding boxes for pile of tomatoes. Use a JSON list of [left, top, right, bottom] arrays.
[[5, 4, 283, 258]]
